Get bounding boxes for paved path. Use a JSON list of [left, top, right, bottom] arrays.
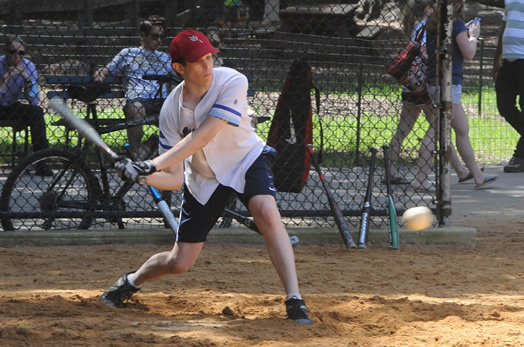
[[449, 165, 523, 227]]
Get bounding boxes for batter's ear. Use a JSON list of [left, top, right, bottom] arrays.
[[172, 62, 184, 75]]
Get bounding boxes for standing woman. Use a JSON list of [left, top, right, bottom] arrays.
[[387, 0, 436, 190], [425, 0, 498, 189]]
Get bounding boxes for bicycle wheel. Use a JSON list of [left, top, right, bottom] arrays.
[[0, 148, 100, 231]]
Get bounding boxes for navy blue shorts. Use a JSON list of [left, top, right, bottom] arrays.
[[177, 146, 277, 243]]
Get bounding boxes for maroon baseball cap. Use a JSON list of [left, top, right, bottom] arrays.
[[170, 29, 219, 63]]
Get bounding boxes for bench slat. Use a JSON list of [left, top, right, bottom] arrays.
[[47, 90, 125, 99], [45, 75, 122, 84]]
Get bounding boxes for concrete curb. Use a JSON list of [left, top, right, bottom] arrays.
[[0, 226, 477, 248]]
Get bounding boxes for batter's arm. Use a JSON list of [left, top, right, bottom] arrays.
[[152, 116, 228, 172]]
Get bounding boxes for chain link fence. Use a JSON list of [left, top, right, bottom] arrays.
[[0, 0, 509, 232]]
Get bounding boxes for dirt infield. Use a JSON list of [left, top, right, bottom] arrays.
[[1, 221, 523, 346]]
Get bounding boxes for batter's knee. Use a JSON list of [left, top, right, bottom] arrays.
[[165, 256, 194, 275], [250, 201, 282, 230], [124, 101, 146, 120]]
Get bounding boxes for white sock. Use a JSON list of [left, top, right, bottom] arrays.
[[126, 273, 141, 289], [286, 293, 302, 301]]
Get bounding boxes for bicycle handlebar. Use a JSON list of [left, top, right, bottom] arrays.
[[96, 115, 159, 135]]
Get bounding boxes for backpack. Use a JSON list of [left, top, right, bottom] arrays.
[[267, 59, 322, 193], [386, 27, 431, 104]]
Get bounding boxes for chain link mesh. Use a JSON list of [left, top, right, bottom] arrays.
[[0, 1, 507, 231]]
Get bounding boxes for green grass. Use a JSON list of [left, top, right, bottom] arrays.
[[253, 84, 516, 167], [0, 107, 159, 165], [0, 85, 516, 166]]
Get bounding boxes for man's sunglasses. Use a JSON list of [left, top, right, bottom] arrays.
[[9, 50, 25, 56], [148, 33, 165, 40]]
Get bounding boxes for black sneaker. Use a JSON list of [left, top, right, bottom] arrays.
[[99, 272, 140, 308], [504, 157, 524, 173], [285, 297, 313, 325]]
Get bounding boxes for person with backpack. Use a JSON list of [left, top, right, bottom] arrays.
[[387, 0, 436, 189]]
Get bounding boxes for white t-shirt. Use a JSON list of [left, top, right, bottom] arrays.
[[158, 67, 265, 204], [502, 1, 524, 60]]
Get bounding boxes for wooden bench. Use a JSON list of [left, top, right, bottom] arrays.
[[46, 75, 124, 117], [45, 74, 180, 146], [45, 75, 126, 146]]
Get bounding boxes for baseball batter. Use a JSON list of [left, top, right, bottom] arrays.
[[100, 29, 313, 325]]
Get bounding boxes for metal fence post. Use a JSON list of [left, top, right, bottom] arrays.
[[355, 64, 364, 166], [437, 0, 453, 227], [478, 38, 485, 117]]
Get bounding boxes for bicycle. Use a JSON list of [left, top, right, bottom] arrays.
[[0, 74, 185, 232], [0, 113, 168, 231], [0, 77, 292, 244]]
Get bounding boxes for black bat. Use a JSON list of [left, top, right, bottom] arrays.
[[224, 208, 259, 233], [307, 145, 357, 249], [358, 146, 378, 249], [223, 208, 299, 247], [382, 145, 400, 250]]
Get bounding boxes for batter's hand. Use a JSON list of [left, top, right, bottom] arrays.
[[114, 157, 156, 184]]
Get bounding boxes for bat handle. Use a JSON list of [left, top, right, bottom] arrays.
[[122, 144, 147, 185], [122, 143, 136, 160]]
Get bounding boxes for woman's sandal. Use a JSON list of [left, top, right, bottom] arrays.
[[474, 173, 498, 189], [458, 167, 484, 183]]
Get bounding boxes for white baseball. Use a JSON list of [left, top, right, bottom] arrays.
[[402, 206, 433, 231]]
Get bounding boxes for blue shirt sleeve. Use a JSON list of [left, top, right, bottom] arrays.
[[106, 48, 128, 76], [452, 19, 467, 39], [24, 60, 40, 106], [451, 19, 467, 86]]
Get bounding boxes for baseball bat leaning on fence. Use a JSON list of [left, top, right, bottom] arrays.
[[49, 98, 182, 237], [358, 146, 378, 249], [306, 144, 357, 249], [49, 98, 299, 247], [382, 145, 400, 250]]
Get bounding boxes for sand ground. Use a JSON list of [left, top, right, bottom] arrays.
[[1, 167, 523, 346], [1, 223, 523, 346]]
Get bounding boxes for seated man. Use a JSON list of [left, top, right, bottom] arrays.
[[94, 15, 176, 156], [0, 35, 50, 175]]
